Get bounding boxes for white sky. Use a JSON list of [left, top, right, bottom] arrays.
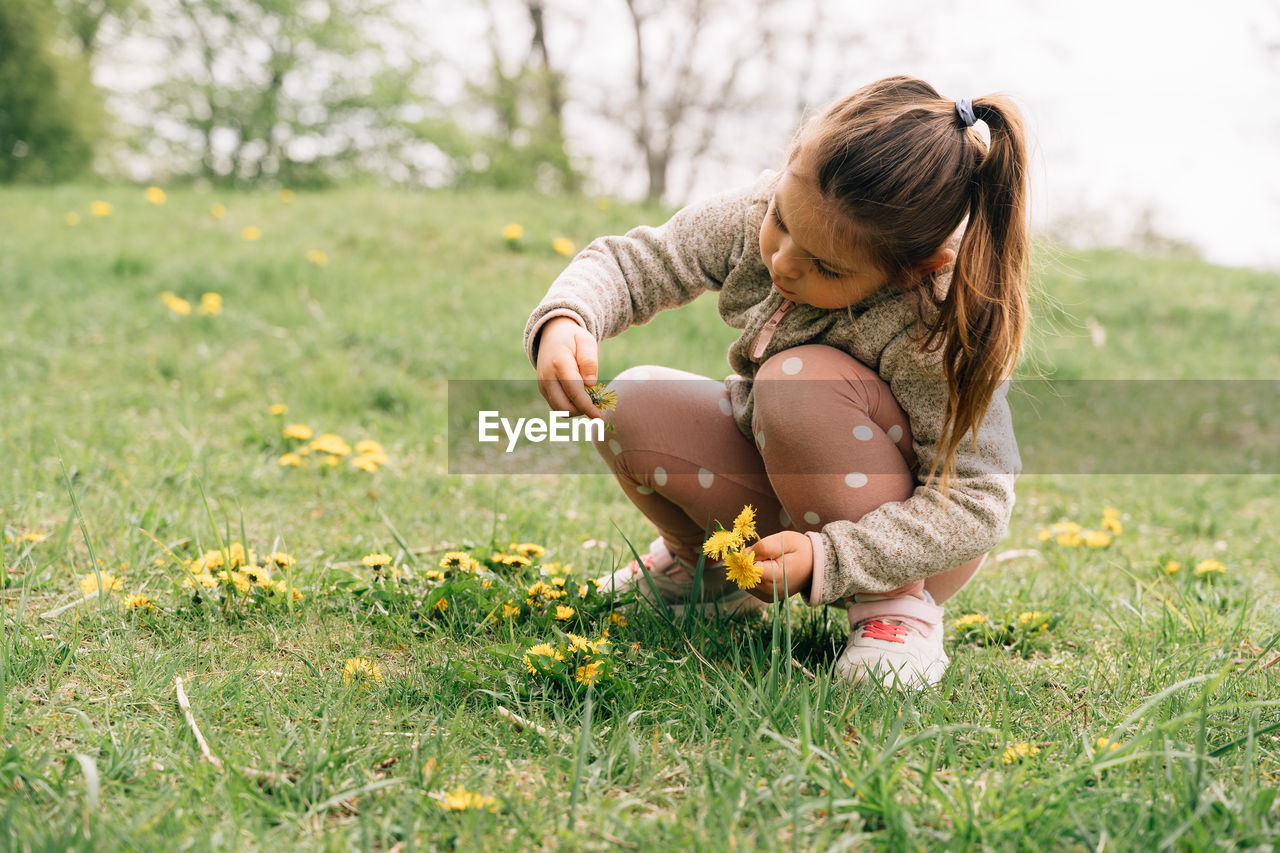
[[98, 0, 1280, 269]]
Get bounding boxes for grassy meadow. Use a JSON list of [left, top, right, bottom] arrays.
[[1, 183, 1278, 850]]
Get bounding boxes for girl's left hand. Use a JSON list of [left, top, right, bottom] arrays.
[[746, 531, 813, 602]]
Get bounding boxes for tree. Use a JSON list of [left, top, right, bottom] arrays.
[[0, 0, 102, 182], [131, 0, 438, 186]]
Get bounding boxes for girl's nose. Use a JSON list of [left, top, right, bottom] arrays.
[[772, 241, 805, 279]]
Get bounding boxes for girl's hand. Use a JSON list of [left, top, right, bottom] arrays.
[[747, 531, 813, 602], [535, 317, 604, 419]]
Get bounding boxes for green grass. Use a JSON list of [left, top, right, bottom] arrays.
[[1, 183, 1278, 850]]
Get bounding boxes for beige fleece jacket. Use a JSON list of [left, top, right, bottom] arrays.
[[523, 171, 1021, 604]]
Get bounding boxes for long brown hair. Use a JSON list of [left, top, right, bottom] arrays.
[[796, 75, 1029, 487]]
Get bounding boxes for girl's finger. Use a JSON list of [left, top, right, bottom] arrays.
[[558, 375, 604, 421]]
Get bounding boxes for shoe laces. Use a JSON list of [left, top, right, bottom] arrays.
[[627, 553, 655, 575], [859, 619, 909, 644]]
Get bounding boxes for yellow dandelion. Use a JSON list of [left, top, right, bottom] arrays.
[[225, 571, 252, 593], [510, 542, 546, 559], [80, 571, 122, 596], [123, 592, 153, 610], [439, 551, 473, 570], [523, 642, 562, 673], [954, 612, 987, 629], [1082, 530, 1112, 549], [499, 553, 532, 568], [226, 543, 250, 568], [197, 292, 222, 316], [1051, 521, 1082, 535], [550, 576, 567, 588], [191, 573, 217, 589], [362, 553, 392, 568], [279, 188, 295, 203], [89, 200, 113, 217], [424, 569, 445, 582], [575, 661, 603, 684], [1101, 516, 1123, 536], [22, 531, 45, 542], [438, 786, 497, 812], [554, 605, 575, 621], [502, 223, 524, 241], [354, 439, 384, 456], [733, 504, 758, 540], [724, 549, 762, 590], [577, 583, 589, 598], [210, 203, 227, 219], [341, 656, 384, 688], [306, 249, 329, 266], [551, 237, 575, 256], [1102, 506, 1120, 520], [501, 603, 521, 619], [200, 549, 226, 571], [242, 226, 262, 241], [278, 452, 302, 467], [1037, 529, 1052, 542], [1016, 610, 1046, 625], [433, 598, 449, 613], [283, 423, 313, 441], [273, 580, 304, 602], [242, 565, 272, 586], [350, 454, 380, 473], [1095, 737, 1120, 752], [608, 612, 627, 627], [566, 633, 594, 653], [269, 403, 288, 416], [585, 383, 618, 412], [1194, 559, 1226, 577], [144, 186, 166, 204], [1055, 532, 1083, 548], [703, 528, 744, 560], [1163, 560, 1182, 575], [268, 552, 295, 568], [1002, 742, 1041, 764], [64, 211, 80, 226], [162, 293, 192, 316], [309, 433, 352, 456]]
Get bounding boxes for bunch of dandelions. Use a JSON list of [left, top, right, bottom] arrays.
[[181, 544, 303, 607], [952, 609, 1058, 658], [522, 631, 613, 696], [702, 505, 764, 590], [1037, 506, 1123, 549]]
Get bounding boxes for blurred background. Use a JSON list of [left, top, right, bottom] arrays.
[[4, 0, 1278, 269]]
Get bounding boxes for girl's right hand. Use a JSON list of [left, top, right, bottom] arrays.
[[535, 317, 605, 420]]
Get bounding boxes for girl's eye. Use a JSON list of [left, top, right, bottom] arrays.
[[770, 200, 787, 233], [812, 261, 842, 279]]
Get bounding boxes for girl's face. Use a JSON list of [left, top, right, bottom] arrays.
[[758, 157, 893, 309]]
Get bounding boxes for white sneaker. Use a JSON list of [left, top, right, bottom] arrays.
[[595, 537, 767, 618], [836, 591, 948, 689]]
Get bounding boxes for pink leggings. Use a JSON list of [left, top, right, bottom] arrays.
[[594, 345, 983, 604]]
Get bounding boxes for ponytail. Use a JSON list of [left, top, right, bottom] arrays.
[[921, 96, 1029, 490], [800, 77, 1031, 490]]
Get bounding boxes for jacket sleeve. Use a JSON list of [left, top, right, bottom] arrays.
[[522, 180, 763, 367], [806, 331, 1022, 603]]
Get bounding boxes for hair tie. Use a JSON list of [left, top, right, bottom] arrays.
[[954, 98, 976, 128]]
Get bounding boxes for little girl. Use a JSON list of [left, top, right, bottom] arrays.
[[524, 75, 1026, 689]]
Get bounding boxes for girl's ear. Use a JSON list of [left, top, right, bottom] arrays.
[[911, 247, 956, 279]]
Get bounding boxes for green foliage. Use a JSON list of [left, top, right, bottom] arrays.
[[1, 185, 1278, 848], [0, 0, 102, 182]]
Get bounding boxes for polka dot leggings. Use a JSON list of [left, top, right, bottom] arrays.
[[595, 344, 982, 602]]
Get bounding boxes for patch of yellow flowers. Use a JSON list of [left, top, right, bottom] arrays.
[[1037, 507, 1122, 548], [278, 418, 389, 472]]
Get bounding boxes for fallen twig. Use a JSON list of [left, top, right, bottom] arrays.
[[38, 590, 99, 620], [993, 549, 1044, 563], [791, 658, 817, 682], [175, 675, 223, 771], [495, 706, 571, 744]]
